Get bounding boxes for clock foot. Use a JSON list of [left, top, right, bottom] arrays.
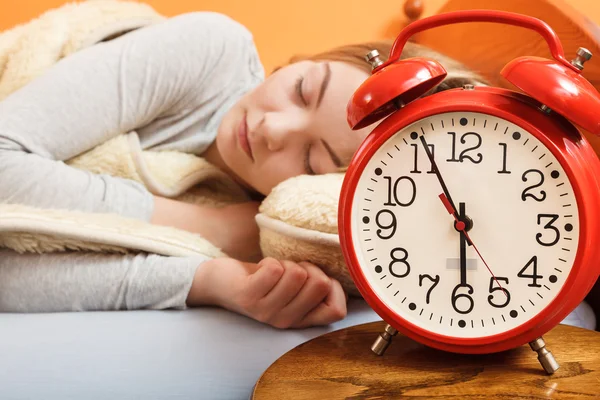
[[529, 336, 560, 374], [371, 324, 398, 355]]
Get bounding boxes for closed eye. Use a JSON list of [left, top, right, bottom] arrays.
[[304, 144, 315, 175], [295, 76, 308, 106]]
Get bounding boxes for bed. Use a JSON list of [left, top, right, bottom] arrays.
[[0, 0, 598, 399]]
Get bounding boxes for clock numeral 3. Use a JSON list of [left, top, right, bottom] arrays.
[[447, 132, 483, 164], [487, 277, 511, 308], [451, 283, 475, 314], [517, 256, 543, 287], [383, 176, 416, 207], [521, 169, 546, 202], [536, 214, 560, 247], [419, 274, 440, 305], [389, 247, 411, 278]]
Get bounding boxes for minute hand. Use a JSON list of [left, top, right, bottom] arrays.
[[419, 135, 459, 221]]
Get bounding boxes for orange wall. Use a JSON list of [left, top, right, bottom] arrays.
[[2, 0, 600, 72]]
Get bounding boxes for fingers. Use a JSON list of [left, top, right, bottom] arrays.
[[294, 277, 347, 329], [246, 257, 285, 299], [243, 258, 348, 329], [259, 260, 309, 310], [273, 262, 332, 326]]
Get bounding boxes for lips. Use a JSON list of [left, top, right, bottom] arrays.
[[238, 112, 254, 161]]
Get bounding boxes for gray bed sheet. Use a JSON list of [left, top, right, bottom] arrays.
[[0, 299, 594, 400]]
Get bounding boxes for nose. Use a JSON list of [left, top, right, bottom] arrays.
[[254, 112, 300, 152]]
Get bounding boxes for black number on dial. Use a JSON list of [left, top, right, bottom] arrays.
[[383, 176, 416, 207], [375, 209, 396, 240], [447, 132, 483, 163], [389, 247, 411, 278], [536, 214, 560, 247], [498, 143, 511, 174], [418, 274, 440, 304], [487, 277, 511, 308], [521, 169, 546, 202], [517, 256, 543, 287], [410, 143, 435, 174], [451, 283, 474, 314]]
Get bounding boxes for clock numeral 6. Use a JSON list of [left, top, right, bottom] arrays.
[[521, 169, 546, 202], [451, 283, 474, 314], [389, 247, 411, 278], [487, 277, 511, 308]]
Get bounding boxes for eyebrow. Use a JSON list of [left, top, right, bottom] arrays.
[[321, 138, 342, 168], [316, 62, 332, 108]]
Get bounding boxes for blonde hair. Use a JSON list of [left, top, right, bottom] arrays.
[[282, 40, 488, 172], [287, 40, 487, 91]]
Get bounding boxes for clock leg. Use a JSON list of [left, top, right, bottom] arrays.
[[529, 336, 560, 374], [371, 324, 398, 355]]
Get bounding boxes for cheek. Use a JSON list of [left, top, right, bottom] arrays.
[[216, 108, 239, 155], [251, 154, 303, 194], [245, 80, 276, 108], [320, 98, 350, 125]]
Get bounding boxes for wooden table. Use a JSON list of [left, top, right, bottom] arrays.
[[252, 321, 600, 399]]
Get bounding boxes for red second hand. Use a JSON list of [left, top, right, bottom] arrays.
[[439, 193, 508, 298]]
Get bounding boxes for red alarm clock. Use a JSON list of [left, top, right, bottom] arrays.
[[338, 10, 600, 374]]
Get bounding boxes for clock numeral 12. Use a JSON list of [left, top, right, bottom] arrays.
[[447, 132, 483, 163]]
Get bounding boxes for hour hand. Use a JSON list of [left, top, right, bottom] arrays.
[[459, 202, 467, 285]]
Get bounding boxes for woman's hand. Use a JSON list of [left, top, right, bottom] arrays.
[[188, 257, 348, 329]]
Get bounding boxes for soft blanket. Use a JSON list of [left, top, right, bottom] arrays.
[[0, 1, 249, 260]]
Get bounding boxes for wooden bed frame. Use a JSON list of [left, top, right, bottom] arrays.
[[404, 0, 600, 328]]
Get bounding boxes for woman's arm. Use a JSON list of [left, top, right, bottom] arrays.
[[0, 250, 348, 329], [0, 249, 208, 312], [0, 12, 261, 221], [151, 196, 262, 263]]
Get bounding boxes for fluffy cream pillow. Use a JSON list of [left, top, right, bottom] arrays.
[[256, 174, 359, 296]]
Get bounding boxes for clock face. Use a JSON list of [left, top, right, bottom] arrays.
[[351, 111, 580, 338]]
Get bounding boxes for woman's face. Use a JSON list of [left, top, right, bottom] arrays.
[[214, 60, 372, 195]]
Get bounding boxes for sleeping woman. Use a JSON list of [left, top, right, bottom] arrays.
[[0, 12, 486, 328]]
